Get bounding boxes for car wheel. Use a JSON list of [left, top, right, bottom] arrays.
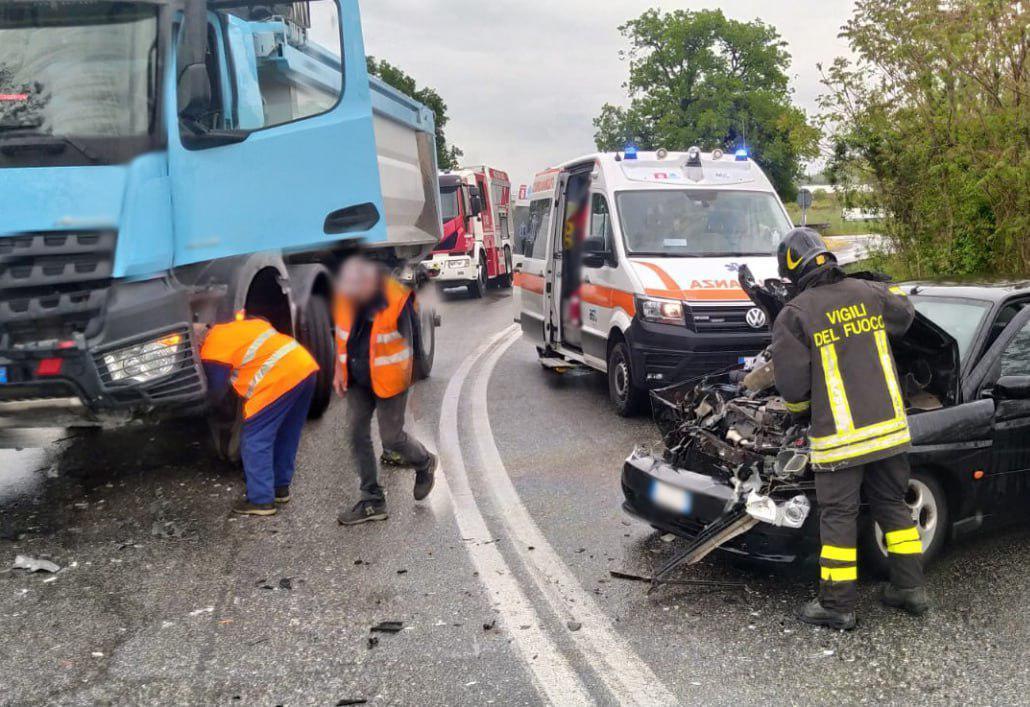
[[607, 340, 646, 417], [298, 294, 334, 419], [467, 254, 487, 299], [860, 469, 948, 578]]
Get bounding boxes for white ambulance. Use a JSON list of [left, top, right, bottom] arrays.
[[512, 147, 793, 415]]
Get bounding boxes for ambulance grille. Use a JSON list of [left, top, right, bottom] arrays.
[[688, 304, 767, 333]]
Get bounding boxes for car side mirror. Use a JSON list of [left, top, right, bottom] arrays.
[[993, 375, 1030, 400], [582, 237, 614, 268]]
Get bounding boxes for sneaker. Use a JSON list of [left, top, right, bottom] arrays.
[[274, 486, 291, 504], [797, 598, 856, 630], [232, 499, 277, 517], [413, 453, 438, 501], [338, 500, 388, 525], [881, 584, 931, 616], [380, 450, 408, 467]]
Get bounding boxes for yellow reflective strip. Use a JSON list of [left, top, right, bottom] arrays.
[[811, 428, 911, 465], [820, 566, 858, 582], [885, 526, 920, 545], [819, 342, 854, 433], [888, 539, 923, 555], [821, 545, 857, 562], [786, 400, 811, 413], [889, 285, 906, 296], [875, 329, 907, 421], [810, 416, 909, 451]]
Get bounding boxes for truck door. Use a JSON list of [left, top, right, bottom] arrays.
[[168, 0, 384, 267], [477, 173, 498, 278], [514, 190, 558, 344]]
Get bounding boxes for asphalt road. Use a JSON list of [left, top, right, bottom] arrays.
[[3, 286, 1030, 706]]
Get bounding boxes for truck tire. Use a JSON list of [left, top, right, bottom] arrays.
[[607, 340, 647, 417], [413, 302, 436, 380], [298, 294, 334, 419], [467, 253, 487, 299], [859, 468, 948, 578], [498, 247, 513, 289]]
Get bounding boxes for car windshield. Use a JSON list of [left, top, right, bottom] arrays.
[[910, 295, 992, 363], [440, 185, 461, 223], [0, 2, 157, 140], [616, 190, 792, 257]]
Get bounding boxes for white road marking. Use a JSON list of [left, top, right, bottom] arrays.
[[437, 325, 593, 706], [470, 329, 680, 707]]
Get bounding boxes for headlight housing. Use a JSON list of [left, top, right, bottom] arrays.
[[636, 296, 686, 325], [102, 333, 184, 384]]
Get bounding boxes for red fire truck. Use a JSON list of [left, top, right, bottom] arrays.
[[426, 166, 513, 297]]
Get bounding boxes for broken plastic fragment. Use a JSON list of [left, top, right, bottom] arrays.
[[12, 555, 60, 573], [370, 621, 404, 633]]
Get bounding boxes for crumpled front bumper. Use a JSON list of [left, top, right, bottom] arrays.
[[620, 452, 820, 563]]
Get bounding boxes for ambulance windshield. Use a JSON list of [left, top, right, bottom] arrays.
[[616, 190, 792, 257]]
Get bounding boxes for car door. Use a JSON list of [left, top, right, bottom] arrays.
[[514, 191, 557, 344], [168, 0, 384, 267]]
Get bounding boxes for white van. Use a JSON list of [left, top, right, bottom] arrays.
[[512, 148, 793, 415]]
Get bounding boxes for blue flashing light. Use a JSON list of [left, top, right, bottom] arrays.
[[734, 148, 749, 161], [624, 145, 639, 160]]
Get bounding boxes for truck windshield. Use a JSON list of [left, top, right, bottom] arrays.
[[616, 190, 792, 257], [440, 185, 461, 223], [0, 2, 158, 166]]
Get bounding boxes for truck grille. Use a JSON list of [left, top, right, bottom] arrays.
[[688, 304, 767, 333], [0, 231, 116, 347]]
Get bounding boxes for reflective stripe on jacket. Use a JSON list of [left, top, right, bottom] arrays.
[[334, 276, 413, 399], [771, 269, 915, 470], [200, 318, 319, 419]]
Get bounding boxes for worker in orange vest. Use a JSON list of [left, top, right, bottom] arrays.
[[334, 256, 437, 525], [198, 314, 319, 516]]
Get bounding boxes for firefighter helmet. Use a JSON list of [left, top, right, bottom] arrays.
[[777, 227, 835, 281]]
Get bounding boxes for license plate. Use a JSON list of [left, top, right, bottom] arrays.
[[651, 480, 691, 514], [0, 366, 7, 384]]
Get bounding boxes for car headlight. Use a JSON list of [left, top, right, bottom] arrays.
[[102, 334, 184, 384], [637, 296, 686, 325]]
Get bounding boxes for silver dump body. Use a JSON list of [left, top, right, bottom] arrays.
[[369, 76, 443, 261]]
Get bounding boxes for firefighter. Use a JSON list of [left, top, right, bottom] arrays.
[[771, 228, 930, 630], [334, 256, 437, 525], [199, 314, 319, 516]]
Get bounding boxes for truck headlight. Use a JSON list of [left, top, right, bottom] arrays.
[[637, 296, 685, 325], [102, 334, 184, 384]]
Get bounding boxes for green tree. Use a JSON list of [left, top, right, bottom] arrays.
[[367, 56, 463, 170], [821, 0, 1029, 277], [593, 9, 819, 199]]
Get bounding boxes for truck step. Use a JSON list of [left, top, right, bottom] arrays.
[[539, 356, 580, 372]]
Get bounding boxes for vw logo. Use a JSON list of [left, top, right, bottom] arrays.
[[745, 307, 767, 329]]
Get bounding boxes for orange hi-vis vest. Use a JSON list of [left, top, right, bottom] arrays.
[[334, 276, 413, 399], [200, 318, 319, 419]]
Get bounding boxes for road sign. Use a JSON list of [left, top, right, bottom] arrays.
[[797, 188, 813, 225]]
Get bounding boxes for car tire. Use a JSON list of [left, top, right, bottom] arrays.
[[413, 301, 436, 380], [298, 294, 334, 419], [467, 254, 487, 299], [607, 340, 647, 417], [859, 468, 948, 579]]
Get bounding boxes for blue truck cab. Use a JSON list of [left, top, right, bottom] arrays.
[[0, 0, 442, 440]]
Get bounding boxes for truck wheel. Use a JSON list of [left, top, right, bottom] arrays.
[[607, 340, 647, 417], [498, 247, 513, 289], [467, 254, 487, 299], [414, 302, 436, 380], [299, 295, 334, 419], [859, 469, 948, 578]]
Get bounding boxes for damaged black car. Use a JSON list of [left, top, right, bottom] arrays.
[[622, 270, 1030, 577]]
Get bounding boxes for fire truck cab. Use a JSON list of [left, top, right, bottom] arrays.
[[426, 166, 514, 297]]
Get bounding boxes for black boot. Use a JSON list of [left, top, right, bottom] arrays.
[[881, 584, 931, 616], [413, 453, 437, 501], [798, 599, 856, 630]]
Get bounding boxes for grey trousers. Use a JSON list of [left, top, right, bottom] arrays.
[[346, 385, 430, 502]]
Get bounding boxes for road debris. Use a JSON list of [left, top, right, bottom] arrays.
[[189, 606, 215, 616], [12, 555, 60, 573], [370, 621, 404, 634], [335, 700, 367, 706], [608, 569, 745, 589], [483, 618, 496, 631], [566, 621, 582, 632], [367, 635, 379, 649]]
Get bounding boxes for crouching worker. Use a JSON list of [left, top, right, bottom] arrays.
[[198, 314, 319, 516], [334, 256, 437, 525]]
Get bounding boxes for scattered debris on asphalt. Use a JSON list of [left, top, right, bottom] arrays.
[[189, 606, 214, 616], [278, 577, 293, 590], [335, 700, 367, 706], [483, 618, 496, 631], [396, 569, 407, 575], [566, 621, 582, 632], [609, 569, 745, 589], [660, 533, 676, 543], [367, 635, 379, 649], [12, 555, 60, 573], [151, 520, 187, 539], [370, 621, 404, 634]]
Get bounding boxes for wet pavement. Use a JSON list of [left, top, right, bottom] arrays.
[[3, 286, 1030, 705]]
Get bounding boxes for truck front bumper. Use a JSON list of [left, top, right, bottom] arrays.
[[425, 253, 476, 283], [0, 277, 207, 424]]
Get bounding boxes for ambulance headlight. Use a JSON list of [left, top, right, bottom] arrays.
[[637, 296, 685, 326], [102, 334, 184, 384]]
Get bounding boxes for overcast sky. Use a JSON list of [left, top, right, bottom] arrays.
[[359, 1, 857, 187]]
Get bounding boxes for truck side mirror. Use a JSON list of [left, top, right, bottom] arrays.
[[177, 0, 211, 122], [993, 375, 1030, 400], [468, 187, 483, 218], [582, 237, 613, 269]]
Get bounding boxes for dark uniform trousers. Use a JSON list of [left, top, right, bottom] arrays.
[[815, 453, 924, 612]]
